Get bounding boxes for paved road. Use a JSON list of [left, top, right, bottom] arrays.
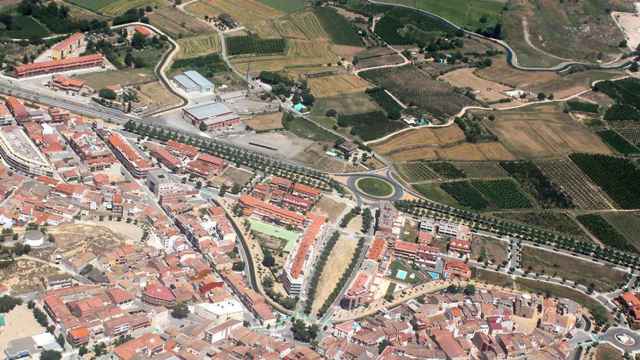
[[367, 0, 633, 72]]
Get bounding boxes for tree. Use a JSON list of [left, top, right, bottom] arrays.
[[0, 295, 22, 313], [56, 333, 65, 347], [232, 261, 245, 271], [40, 350, 61, 360], [464, 284, 476, 296], [630, 62, 639, 72], [131, 32, 147, 49], [171, 302, 189, 319], [262, 249, 275, 267], [378, 339, 391, 354], [93, 343, 107, 356], [99, 88, 117, 100], [537, 92, 546, 101], [78, 345, 88, 356], [199, 122, 208, 132], [124, 51, 134, 68]]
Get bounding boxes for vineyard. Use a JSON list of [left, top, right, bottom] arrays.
[[471, 179, 532, 209], [313, 7, 362, 46], [576, 214, 635, 253], [428, 162, 466, 179], [365, 88, 403, 119], [596, 78, 640, 122], [440, 181, 489, 210], [570, 153, 640, 209], [615, 126, 640, 145], [535, 159, 612, 210], [566, 100, 599, 114], [176, 34, 221, 59], [395, 162, 439, 183], [337, 111, 406, 141], [597, 130, 640, 155], [500, 160, 574, 209], [226, 36, 287, 56]]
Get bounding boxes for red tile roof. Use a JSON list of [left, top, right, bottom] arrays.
[[144, 283, 175, 302], [293, 183, 321, 197], [240, 194, 305, 224], [394, 240, 418, 254], [290, 214, 325, 279], [15, 54, 103, 76], [107, 132, 153, 170], [367, 238, 386, 261], [53, 33, 83, 51]]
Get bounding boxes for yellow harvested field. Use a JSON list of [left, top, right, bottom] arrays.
[[474, 57, 559, 88], [311, 235, 359, 314], [244, 112, 284, 131], [481, 104, 613, 158], [186, 0, 282, 32], [308, 74, 370, 97], [440, 68, 512, 102], [438, 142, 515, 161], [371, 126, 466, 154], [231, 40, 338, 75], [177, 34, 221, 59], [148, 6, 211, 38]]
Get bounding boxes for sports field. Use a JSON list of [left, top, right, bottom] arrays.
[[249, 219, 299, 252]]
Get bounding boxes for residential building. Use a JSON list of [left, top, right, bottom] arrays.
[[14, 54, 104, 77]]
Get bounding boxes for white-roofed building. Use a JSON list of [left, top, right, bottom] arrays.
[[173, 74, 199, 93], [182, 101, 241, 131], [184, 70, 214, 93]]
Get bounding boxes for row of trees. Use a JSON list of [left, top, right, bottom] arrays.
[[317, 237, 366, 317], [394, 199, 640, 269], [262, 275, 297, 310], [361, 208, 373, 233], [339, 207, 360, 228], [124, 121, 342, 192], [304, 231, 340, 314]]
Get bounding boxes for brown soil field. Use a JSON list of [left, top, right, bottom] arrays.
[[311, 234, 359, 314], [372, 126, 514, 162], [308, 74, 370, 98], [371, 126, 466, 154], [219, 166, 254, 187], [474, 57, 559, 88], [440, 68, 512, 102], [137, 81, 181, 113], [244, 112, 284, 131], [332, 45, 365, 59], [528, 70, 623, 99], [479, 104, 612, 159], [148, 5, 211, 38], [316, 196, 347, 223], [186, 0, 282, 32], [76, 68, 155, 89]]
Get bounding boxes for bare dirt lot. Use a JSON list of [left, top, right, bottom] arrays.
[[0, 305, 45, 354], [137, 81, 181, 113], [311, 234, 359, 314], [244, 112, 284, 131], [316, 196, 347, 223], [0, 259, 60, 294], [478, 104, 613, 159], [50, 223, 128, 258], [613, 11, 640, 50], [440, 68, 512, 102]]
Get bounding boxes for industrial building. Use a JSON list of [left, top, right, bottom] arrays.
[[173, 70, 214, 93], [182, 101, 240, 131]]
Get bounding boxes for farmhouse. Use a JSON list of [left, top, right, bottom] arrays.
[[182, 102, 241, 131], [51, 33, 85, 60]]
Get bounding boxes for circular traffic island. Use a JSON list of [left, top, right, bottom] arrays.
[[354, 176, 395, 199]]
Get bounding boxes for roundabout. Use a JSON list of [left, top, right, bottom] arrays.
[[348, 174, 404, 201]]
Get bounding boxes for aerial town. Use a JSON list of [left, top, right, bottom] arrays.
[[0, 0, 640, 359]]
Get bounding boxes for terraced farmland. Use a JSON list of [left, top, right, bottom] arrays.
[[535, 159, 613, 210], [177, 34, 221, 59]]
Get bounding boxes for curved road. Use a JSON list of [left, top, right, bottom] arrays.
[[367, 0, 633, 72]]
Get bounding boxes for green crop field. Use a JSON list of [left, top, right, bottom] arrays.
[[500, 160, 573, 209], [570, 153, 640, 209], [428, 162, 465, 179], [258, 0, 305, 12], [170, 53, 228, 78], [282, 113, 339, 142], [396, 161, 438, 183], [597, 78, 640, 122], [226, 36, 287, 56], [314, 7, 362, 46], [576, 214, 635, 253], [597, 130, 640, 155], [365, 88, 402, 119], [336, 111, 406, 141], [566, 100, 599, 114], [374, 6, 458, 45], [414, 0, 504, 30], [0, 16, 50, 38], [413, 183, 460, 207], [440, 181, 489, 210], [64, 0, 116, 12], [471, 179, 532, 209], [602, 213, 640, 252]]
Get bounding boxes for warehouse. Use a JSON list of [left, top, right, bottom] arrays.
[[173, 70, 214, 93], [182, 102, 240, 131]]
